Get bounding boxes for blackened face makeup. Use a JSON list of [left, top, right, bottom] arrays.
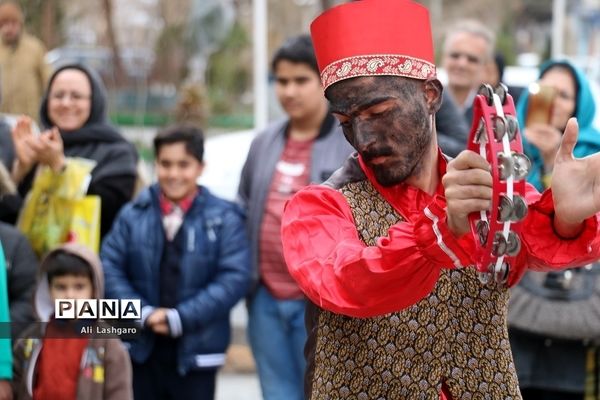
[[328, 76, 436, 186]]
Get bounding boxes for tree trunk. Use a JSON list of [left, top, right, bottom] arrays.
[[101, 0, 126, 86], [40, 0, 57, 49]]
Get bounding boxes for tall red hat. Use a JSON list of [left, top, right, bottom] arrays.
[[310, 0, 435, 90]]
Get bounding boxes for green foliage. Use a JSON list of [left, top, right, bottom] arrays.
[[205, 21, 251, 115], [155, 24, 187, 55], [18, 0, 64, 46], [110, 112, 172, 127], [496, 17, 517, 66], [18, 0, 42, 34], [208, 113, 253, 129], [132, 140, 154, 163]]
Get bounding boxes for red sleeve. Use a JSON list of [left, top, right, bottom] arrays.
[[281, 186, 475, 318], [508, 184, 600, 286]]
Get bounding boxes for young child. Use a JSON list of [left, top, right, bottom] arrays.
[[101, 124, 251, 399], [12, 243, 133, 400]]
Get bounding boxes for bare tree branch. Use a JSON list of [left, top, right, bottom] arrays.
[[101, 0, 126, 86]]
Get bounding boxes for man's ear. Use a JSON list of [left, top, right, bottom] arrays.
[[422, 78, 443, 114]]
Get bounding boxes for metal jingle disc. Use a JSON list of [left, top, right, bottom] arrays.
[[474, 117, 487, 144], [478, 83, 494, 106], [512, 153, 531, 181], [476, 220, 490, 245], [492, 232, 508, 257], [510, 195, 528, 221], [506, 231, 521, 256], [494, 261, 510, 284], [494, 83, 508, 105], [505, 115, 519, 141], [498, 153, 515, 181], [498, 195, 514, 222], [493, 116, 507, 142]]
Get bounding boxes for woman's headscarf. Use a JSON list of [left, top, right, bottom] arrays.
[[38, 63, 137, 181], [516, 59, 600, 191]]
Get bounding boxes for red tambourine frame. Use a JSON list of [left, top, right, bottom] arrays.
[[466, 84, 529, 285]]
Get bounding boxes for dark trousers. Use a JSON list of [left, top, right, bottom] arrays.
[[521, 388, 583, 400], [132, 338, 217, 400]]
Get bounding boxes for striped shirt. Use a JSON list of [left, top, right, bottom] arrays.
[[259, 137, 313, 299]]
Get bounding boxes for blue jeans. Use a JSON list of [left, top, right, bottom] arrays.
[[248, 284, 306, 400]]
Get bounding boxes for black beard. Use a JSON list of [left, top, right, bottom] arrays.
[[371, 121, 432, 187]]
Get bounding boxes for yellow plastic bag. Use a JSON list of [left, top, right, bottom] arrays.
[[18, 158, 101, 257], [66, 195, 101, 254]]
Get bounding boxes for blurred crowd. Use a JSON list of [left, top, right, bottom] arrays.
[[0, 0, 597, 400]]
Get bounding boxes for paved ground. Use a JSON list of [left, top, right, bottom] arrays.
[[216, 301, 262, 399], [216, 372, 262, 400]]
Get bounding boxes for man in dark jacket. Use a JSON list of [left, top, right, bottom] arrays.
[[0, 222, 37, 338], [435, 90, 470, 157], [102, 124, 251, 400]]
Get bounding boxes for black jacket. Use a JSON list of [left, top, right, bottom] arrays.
[[435, 90, 470, 157], [0, 222, 38, 339], [0, 119, 22, 225]]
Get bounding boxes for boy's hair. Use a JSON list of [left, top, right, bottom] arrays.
[[153, 124, 205, 163], [45, 251, 93, 285], [271, 34, 319, 75]]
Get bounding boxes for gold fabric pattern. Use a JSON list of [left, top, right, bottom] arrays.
[[308, 180, 522, 399]]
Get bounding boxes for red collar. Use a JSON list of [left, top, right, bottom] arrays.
[[159, 189, 199, 215], [357, 149, 447, 220]]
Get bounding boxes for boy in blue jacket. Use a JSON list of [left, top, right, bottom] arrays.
[[101, 124, 251, 399]]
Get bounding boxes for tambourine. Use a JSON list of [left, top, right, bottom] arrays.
[[467, 84, 531, 285]]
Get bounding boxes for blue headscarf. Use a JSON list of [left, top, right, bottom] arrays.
[[516, 59, 600, 191]]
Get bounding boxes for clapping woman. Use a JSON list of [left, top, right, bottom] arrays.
[[12, 63, 138, 239]]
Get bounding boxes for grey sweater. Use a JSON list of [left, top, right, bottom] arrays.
[[237, 113, 355, 288]]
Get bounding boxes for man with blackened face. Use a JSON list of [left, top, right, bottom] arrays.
[[280, 0, 600, 399], [328, 75, 439, 187]]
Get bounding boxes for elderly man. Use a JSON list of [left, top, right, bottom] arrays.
[[281, 0, 600, 399], [0, 1, 50, 121], [442, 19, 495, 122]]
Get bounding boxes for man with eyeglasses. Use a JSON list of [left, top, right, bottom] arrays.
[[442, 19, 495, 123]]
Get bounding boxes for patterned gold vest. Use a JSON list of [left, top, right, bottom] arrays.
[[305, 180, 522, 399]]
